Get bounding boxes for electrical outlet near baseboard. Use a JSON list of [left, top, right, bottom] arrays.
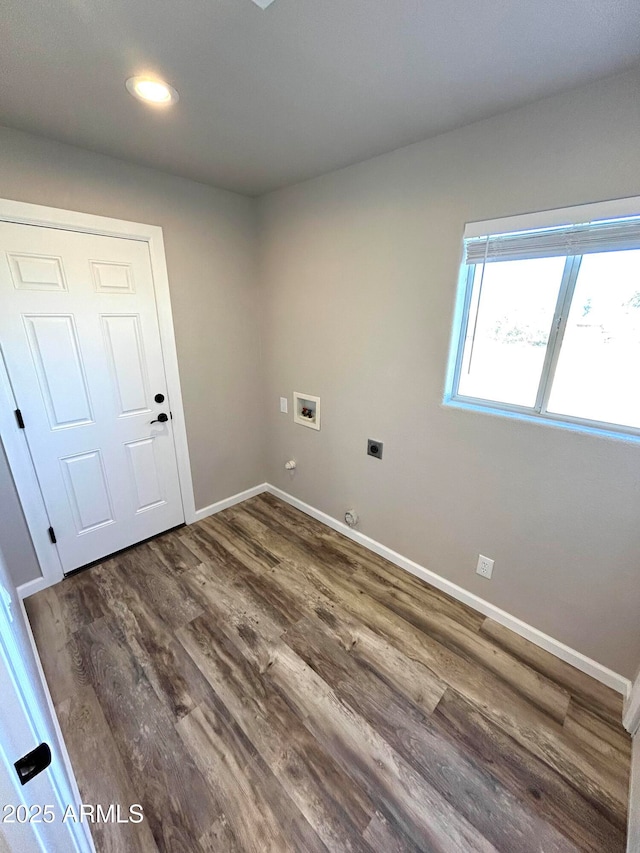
[[476, 554, 494, 579]]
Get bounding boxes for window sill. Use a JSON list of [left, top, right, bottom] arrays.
[[443, 395, 640, 444]]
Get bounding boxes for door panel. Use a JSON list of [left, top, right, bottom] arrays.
[[90, 259, 134, 293], [101, 314, 151, 417], [23, 315, 94, 429], [60, 450, 115, 534], [126, 438, 165, 513], [0, 222, 184, 572], [8, 252, 67, 292]]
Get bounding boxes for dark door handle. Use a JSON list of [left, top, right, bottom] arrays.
[[151, 413, 168, 424], [15, 743, 51, 785]]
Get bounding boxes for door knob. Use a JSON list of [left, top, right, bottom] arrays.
[[151, 413, 168, 424]]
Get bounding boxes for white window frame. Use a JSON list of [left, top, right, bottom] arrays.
[[444, 196, 640, 441]]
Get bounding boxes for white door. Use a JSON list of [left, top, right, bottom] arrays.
[[0, 567, 91, 852], [0, 222, 184, 573]]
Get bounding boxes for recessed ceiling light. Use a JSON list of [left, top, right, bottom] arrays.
[[125, 76, 179, 106]]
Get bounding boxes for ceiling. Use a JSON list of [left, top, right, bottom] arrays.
[[2, 0, 640, 196]]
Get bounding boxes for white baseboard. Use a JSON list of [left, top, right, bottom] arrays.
[[17, 479, 630, 698], [624, 674, 640, 735], [17, 575, 56, 600], [193, 483, 268, 523], [628, 738, 640, 852], [267, 484, 631, 697]]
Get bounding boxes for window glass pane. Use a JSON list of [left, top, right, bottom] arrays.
[[457, 257, 565, 407], [547, 249, 640, 428]]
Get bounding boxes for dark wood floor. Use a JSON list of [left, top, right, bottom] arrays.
[[26, 493, 631, 852]]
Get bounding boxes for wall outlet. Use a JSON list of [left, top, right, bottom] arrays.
[[367, 439, 383, 459], [280, 396, 288, 414], [476, 554, 494, 579]]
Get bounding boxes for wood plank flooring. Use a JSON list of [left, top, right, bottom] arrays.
[[25, 493, 631, 852]]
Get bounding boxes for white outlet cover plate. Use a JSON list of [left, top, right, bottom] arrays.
[[476, 554, 494, 579], [280, 396, 288, 414]]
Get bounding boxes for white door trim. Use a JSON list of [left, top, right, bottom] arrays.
[[0, 347, 65, 589], [0, 198, 196, 592], [624, 673, 640, 735], [14, 598, 96, 852]]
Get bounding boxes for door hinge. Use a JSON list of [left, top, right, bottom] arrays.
[[48, 527, 57, 544], [14, 409, 25, 429]]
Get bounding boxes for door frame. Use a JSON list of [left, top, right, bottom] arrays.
[[0, 197, 196, 595], [0, 592, 94, 852]]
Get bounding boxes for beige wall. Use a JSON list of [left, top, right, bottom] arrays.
[[258, 68, 640, 678], [0, 444, 40, 587], [0, 125, 264, 586]]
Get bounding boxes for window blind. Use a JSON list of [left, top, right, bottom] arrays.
[[465, 216, 640, 265]]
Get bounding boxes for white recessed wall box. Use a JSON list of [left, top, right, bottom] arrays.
[[293, 392, 320, 430]]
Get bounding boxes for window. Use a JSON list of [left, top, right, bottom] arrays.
[[446, 199, 640, 437]]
